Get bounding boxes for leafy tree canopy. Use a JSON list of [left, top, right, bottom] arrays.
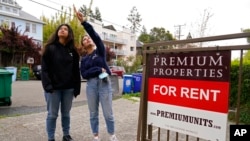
[[138, 26, 175, 43], [0, 25, 40, 66]]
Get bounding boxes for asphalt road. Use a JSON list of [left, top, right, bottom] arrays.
[[0, 78, 123, 116]]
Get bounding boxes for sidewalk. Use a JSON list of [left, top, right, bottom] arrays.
[[0, 96, 232, 141], [0, 98, 140, 141]]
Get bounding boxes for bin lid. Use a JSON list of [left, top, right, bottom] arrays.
[[21, 67, 29, 70], [0, 69, 13, 75], [123, 74, 133, 77]]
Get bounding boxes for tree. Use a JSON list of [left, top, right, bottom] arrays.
[[198, 8, 213, 38], [79, 4, 94, 18], [138, 26, 151, 43], [243, 28, 250, 44], [127, 6, 142, 33], [93, 7, 102, 21], [41, 4, 114, 63], [190, 8, 213, 47], [78, 1, 102, 21], [149, 27, 174, 42], [0, 26, 40, 66], [41, 6, 85, 48], [138, 26, 175, 49], [242, 28, 250, 60]]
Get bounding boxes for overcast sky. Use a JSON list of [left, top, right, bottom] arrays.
[[16, 0, 250, 58], [17, 0, 250, 36]]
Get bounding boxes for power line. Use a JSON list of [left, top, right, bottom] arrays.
[[28, 0, 72, 16], [27, 0, 129, 29], [45, 0, 68, 8]]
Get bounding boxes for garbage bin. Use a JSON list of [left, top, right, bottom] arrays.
[[0, 69, 13, 106], [132, 73, 142, 93], [5, 66, 17, 82], [21, 67, 30, 80], [110, 74, 119, 95], [122, 74, 133, 94]]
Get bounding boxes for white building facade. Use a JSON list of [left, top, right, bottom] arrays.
[[0, 0, 44, 45], [88, 18, 137, 65]]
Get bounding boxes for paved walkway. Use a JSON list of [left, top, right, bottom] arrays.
[[0, 98, 140, 141], [0, 97, 232, 141]]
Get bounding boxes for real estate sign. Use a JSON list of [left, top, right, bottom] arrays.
[[147, 50, 231, 141]]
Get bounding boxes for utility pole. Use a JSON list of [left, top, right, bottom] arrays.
[[174, 24, 185, 40]]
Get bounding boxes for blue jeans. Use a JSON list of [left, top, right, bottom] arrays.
[[44, 89, 74, 140], [86, 77, 115, 135]]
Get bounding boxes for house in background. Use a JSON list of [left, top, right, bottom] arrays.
[[136, 40, 144, 55], [0, 0, 44, 66], [0, 0, 137, 66], [88, 18, 136, 66]]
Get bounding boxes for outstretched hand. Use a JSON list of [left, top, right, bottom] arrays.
[[73, 4, 86, 23]]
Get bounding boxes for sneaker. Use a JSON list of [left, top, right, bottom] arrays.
[[93, 137, 101, 141], [62, 135, 74, 141], [110, 135, 118, 141]]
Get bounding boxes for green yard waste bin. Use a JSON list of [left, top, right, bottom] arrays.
[[0, 69, 13, 106], [21, 67, 30, 80]]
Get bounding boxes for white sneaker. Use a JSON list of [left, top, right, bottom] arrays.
[[93, 137, 101, 141], [110, 135, 118, 141]]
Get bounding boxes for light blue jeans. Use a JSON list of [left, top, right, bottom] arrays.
[[44, 89, 74, 140], [86, 77, 115, 135]]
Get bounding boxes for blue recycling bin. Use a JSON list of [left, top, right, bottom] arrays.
[[132, 73, 142, 93], [122, 74, 133, 94], [5, 66, 17, 82]]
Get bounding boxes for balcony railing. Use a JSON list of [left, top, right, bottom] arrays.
[[111, 49, 126, 56], [100, 35, 127, 44]]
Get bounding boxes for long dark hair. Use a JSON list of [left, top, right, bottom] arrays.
[[42, 23, 75, 54]]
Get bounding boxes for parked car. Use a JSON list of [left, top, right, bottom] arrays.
[[32, 64, 41, 80], [109, 66, 126, 78]]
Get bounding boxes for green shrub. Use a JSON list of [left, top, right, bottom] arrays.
[[230, 60, 250, 124]]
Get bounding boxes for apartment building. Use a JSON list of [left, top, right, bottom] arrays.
[[88, 18, 137, 65]]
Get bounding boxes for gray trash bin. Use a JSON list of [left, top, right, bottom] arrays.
[[110, 74, 119, 95]]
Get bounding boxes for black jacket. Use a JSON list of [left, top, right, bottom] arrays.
[[41, 42, 81, 97]]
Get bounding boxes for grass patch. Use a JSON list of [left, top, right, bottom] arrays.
[[0, 114, 22, 119], [122, 93, 141, 102]]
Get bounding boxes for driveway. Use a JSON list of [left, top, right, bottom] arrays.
[[0, 77, 123, 116]]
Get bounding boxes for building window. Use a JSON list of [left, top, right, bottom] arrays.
[[25, 23, 30, 32], [130, 46, 134, 51], [13, 8, 17, 14], [2, 0, 14, 5], [2, 0, 8, 3], [102, 32, 107, 39], [32, 24, 36, 33], [110, 34, 117, 39], [5, 7, 10, 12]]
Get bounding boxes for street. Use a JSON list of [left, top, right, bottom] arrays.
[[0, 78, 123, 116]]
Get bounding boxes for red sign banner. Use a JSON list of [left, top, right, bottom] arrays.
[[148, 78, 229, 113]]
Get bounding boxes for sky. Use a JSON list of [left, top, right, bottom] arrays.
[[16, 0, 250, 58]]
